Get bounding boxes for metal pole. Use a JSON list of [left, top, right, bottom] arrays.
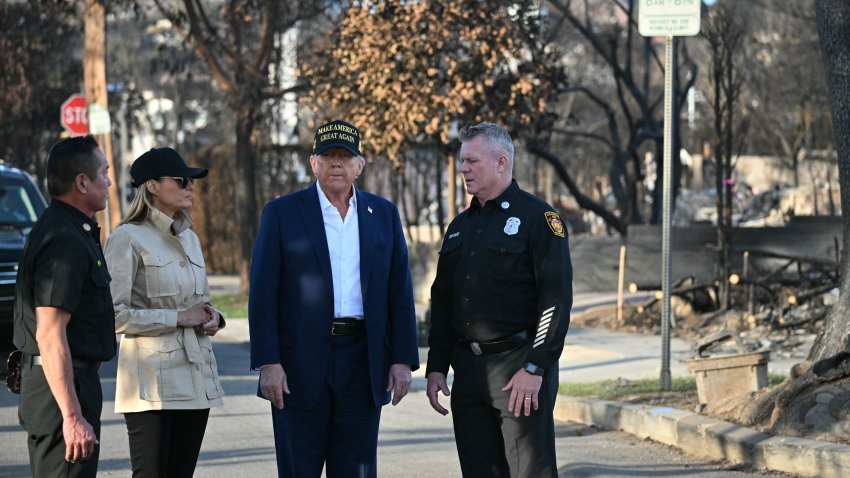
[[118, 95, 130, 214], [447, 152, 456, 220], [660, 35, 674, 391], [744, 251, 753, 315], [617, 244, 626, 323]]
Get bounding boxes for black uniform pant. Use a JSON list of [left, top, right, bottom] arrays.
[[18, 361, 103, 478], [124, 408, 210, 478], [450, 343, 559, 478]]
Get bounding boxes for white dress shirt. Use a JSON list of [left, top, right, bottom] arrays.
[[317, 182, 364, 319]]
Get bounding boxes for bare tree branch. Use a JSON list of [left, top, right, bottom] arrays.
[[252, 0, 277, 72], [527, 142, 627, 235], [553, 128, 617, 151], [153, 0, 237, 95]]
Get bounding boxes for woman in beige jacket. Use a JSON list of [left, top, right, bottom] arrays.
[[104, 147, 224, 477]]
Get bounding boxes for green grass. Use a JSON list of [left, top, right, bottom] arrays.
[[559, 373, 786, 400], [211, 293, 248, 319], [560, 376, 697, 399]]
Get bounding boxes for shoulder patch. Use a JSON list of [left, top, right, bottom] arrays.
[[544, 211, 565, 237]]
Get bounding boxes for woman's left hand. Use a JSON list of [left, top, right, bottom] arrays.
[[200, 306, 221, 336]]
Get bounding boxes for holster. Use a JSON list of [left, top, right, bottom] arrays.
[[5, 350, 22, 394]]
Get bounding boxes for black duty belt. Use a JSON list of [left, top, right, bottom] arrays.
[[331, 319, 366, 336], [460, 330, 530, 356], [26, 354, 101, 373]]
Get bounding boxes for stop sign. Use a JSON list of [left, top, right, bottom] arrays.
[[60, 94, 89, 136]]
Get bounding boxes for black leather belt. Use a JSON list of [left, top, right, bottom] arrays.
[[331, 319, 366, 336], [460, 330, 530, 356], [27, 354, 101, 373]]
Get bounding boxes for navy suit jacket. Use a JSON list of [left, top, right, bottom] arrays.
[[248, 183, 420, 409]]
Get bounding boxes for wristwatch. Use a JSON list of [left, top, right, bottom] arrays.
[[523, 362, 545, 376]]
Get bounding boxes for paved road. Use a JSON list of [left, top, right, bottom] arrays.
[[0, 289, 797, 477], [0, 337, 792, 477]]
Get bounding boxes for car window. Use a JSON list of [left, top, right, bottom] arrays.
[[0, 185, 38, 224]]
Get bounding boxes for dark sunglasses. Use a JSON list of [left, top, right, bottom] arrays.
[[159, 176, 194, 189]]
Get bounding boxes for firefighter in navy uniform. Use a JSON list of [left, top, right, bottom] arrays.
[[426, 123, 572, 478]]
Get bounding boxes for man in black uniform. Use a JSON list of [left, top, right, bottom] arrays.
[[13, 135, 115, 478], [426, 123, 572, 477]]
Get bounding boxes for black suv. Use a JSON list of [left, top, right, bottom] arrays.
[[0, 164, 47, 349]]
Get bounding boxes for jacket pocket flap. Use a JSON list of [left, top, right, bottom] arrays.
[[140, 251, 173, 267], [439, 238, 462, 255], [486, 240, 526, 254], [186, 249, 206, 268]]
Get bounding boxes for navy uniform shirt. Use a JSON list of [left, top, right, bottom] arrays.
[[427, 180, 573, 374], [13, 199, 115, 361]]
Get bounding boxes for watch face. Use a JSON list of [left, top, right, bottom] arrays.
[[524, 362, 543, 376]]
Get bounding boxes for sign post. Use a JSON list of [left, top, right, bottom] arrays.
[[60, 94, 89, 136], [638, 0, 701, 391], [87, 103, 112, 135]]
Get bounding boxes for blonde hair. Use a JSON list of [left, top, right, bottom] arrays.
[[120, 184, 155, 226]]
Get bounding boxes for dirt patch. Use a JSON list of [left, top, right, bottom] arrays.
[[572, 301, 816, 364], [619, 392, 701, 411]]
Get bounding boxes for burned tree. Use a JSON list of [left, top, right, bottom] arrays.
[[706, 0, 850, 443], [148, 0, 326, 293], [704, 0, 750, 309]]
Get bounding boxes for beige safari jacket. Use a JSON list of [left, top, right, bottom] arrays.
[[104, 207, 224, 413]]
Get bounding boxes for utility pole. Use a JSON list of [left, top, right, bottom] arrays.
[[447, 154, 456, 220], [84, 0, 122, 236]]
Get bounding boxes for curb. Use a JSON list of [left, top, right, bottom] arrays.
[[555, 396, 850, 478]]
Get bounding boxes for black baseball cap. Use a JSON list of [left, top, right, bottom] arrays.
[[312, 120, 362, 157], [130, 147, 208, 188]]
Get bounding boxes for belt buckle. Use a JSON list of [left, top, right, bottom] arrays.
[[470, 342, 483, 356], [332, 322, 351, 336]]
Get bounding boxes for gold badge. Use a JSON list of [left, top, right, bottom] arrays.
[[544, 212, 565, 237]]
